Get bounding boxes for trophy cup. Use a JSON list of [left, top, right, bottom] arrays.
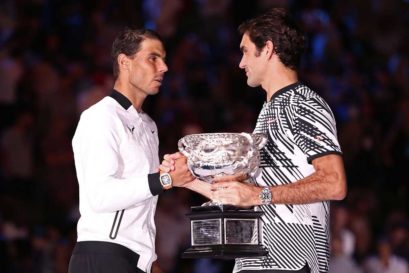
[[178, 132, 269, 259]]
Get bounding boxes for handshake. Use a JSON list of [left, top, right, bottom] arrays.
[[161, 133, 269, 259], [158, 132, 267, 207]]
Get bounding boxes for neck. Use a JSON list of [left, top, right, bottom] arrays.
[[113, 81, 145, 112], [262, 64, 298, 101]]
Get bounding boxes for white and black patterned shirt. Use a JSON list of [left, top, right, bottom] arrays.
[[233, 82, 342, 273]]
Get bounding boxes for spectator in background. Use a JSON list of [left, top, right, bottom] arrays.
[[329, 233, 363, 273], [0, 109, 35, 199], [0, 1, 408, 273], [0, 53, 23, 129], [331, 204, 356, 257], [363, 236, 409, 273]]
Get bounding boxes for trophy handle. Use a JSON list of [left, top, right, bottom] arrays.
[[251, 133, 268, 150], [178, 137, 191, 157], [239, 132, 267, 150]]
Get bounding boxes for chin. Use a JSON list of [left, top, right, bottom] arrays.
[[149, 88, 160, 95], [247, 80, 259, 88]]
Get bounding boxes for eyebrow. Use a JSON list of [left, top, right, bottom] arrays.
[[149, 51, 166, 60]]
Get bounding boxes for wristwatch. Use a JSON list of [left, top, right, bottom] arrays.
[[159, 172, 173, 190], [259, 187, 272, 205]]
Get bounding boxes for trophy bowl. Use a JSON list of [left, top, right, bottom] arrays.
[[178, 132, 267, 183], [178, 132, 269, 259]]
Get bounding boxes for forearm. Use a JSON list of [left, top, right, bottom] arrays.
[[83, 173, 159, 213], [266, 154, 347, 205], [183, 178, 213, 200], [270, 169, 346, 205]]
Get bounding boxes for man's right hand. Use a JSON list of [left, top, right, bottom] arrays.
[[160, 152, 182, 172], [160, 152, 194, 187]]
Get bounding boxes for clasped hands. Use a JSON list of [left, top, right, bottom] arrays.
[[160, 152, 260, 207]]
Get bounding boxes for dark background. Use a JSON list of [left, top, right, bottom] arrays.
[[0, 0, 408, 272]]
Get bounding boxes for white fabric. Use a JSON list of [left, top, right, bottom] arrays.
[[72, 95, 160, 272]]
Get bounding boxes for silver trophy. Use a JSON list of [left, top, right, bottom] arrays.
[[178, 132, 269, 259], [178, 132, 267, 184]]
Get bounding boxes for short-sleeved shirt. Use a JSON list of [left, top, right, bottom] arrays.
[[233, 82, 342, 273]]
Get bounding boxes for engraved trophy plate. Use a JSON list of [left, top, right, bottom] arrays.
[[179, 132, 269, 259], [191, 219, 222, 245], [224, 218, 258, 245]]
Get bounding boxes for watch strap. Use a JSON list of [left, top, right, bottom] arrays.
[[148, 173, 164, 196]]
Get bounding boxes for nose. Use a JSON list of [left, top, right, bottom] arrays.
[[239, 56, 245, 69], [158, 59, 168, 73]]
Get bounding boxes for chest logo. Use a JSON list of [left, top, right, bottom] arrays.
[[268, 118, 277, 124], [127, 125, 135, 134]]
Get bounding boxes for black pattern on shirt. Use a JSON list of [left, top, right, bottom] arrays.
[[233, 83, 341, 273]]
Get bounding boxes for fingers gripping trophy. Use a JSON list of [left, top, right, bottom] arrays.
[[178, 132, 269, 259]]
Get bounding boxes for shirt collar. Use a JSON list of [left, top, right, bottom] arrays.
[[268, 82, 302, 102], [109, 89, 132, 110]]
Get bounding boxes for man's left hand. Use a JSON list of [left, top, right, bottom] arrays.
[[210, 180, 262, 207]]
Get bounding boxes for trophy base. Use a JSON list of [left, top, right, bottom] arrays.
[[182, 244, 268, 259], [182, 205, 268, 259]]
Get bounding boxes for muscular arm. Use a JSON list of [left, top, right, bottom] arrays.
[[269, 154, 347, 204], [212, 154, 347, 207]]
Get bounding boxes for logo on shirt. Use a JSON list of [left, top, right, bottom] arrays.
[[315, 134, 326, 141], [127, 125, 135, 134], [268, 118, 277, 124]]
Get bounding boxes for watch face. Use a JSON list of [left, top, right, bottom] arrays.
[[161, 173, 172, 185], [260, 187, 272, 204]]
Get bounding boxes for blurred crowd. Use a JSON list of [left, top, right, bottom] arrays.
[[0, 0, 408, 272]]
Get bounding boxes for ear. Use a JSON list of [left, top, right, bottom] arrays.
[[264, 41, 275, 59], [117, 53, 130, 72]]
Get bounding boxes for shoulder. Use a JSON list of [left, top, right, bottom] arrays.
[[273, 83, 325, 108], [291, 84, 334, 115], [291, 84, 327, 105], [80, 97, 119, 122], [77, 96, 125, 134]]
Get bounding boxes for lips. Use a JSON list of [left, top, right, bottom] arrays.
[[154, 76, 163, 83]]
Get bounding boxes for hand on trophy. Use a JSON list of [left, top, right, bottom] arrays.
[[212, 172, 249, 183], [165, 134, 269, 259], [211, 180, 262, 207], [160, 152, 195, 187]]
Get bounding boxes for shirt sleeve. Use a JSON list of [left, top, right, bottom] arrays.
[[72, 108, 160, 213], [293, 96, 342, 163]]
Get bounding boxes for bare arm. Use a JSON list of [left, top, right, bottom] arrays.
[[212, 154, 347, 207], [269, 154, 346, 204], [160, 152, 212, 199], [160, 153, 245, 201], [183, 178, 213, 200]]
